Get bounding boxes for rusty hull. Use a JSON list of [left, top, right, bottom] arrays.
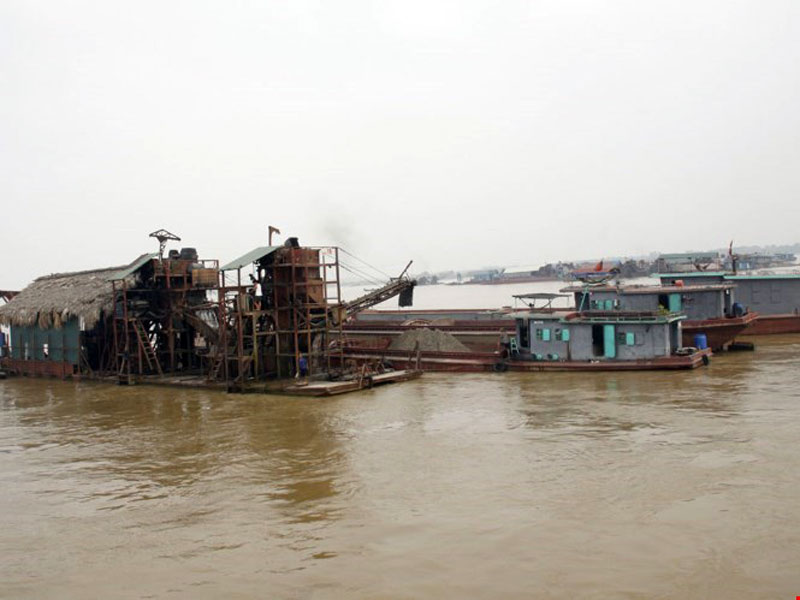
[[681, 313, 759, 350]]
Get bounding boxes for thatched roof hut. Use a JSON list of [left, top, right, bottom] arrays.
[[0, 255, 149, 330]]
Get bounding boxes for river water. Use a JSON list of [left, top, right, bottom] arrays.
[[2, 283, 800, 599]]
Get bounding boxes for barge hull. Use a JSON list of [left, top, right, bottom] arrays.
[[508, 348, 711, 371], [740, 314, 800, 336], [342, 348, 711, 372], [681, 313, 759, 350], [341, 350, 499, 373]]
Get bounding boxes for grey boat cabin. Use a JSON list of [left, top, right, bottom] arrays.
[[561, 282, 740, 320], [514, 310, 686, 363]]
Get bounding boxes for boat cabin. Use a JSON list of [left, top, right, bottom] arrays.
[[562, 283, 738, 320], [514, 311, 685, 362], [658, 273, 800, 317]]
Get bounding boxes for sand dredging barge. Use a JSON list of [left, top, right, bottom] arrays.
[[0, 230, 420, 395]]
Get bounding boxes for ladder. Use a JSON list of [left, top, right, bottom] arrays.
[[509, 337, 520, 356], [207, 352, 225, 381], [132, 319, 163, 376]]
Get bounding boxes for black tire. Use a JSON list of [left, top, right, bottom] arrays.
[[493, 362, 508, 373]]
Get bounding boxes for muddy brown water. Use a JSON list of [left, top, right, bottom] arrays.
[[2, 335, 800, 599]]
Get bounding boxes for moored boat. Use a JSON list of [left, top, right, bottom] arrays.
[[658, 272, 800, 336], [508, 310, 710, 371], [561, 282, 757, 350]]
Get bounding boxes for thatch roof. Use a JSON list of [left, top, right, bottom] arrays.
[[0, 255, 149, 330]]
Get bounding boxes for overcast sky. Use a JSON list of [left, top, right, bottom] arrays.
[[2, 1, 799, 289]]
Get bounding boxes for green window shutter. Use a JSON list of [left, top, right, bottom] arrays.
[[561, 329, 570, 341], [626, 332, 635, 346], [604, 299, 614, 310], [668, 293, 682, 312], [542, 328, 551, 342]]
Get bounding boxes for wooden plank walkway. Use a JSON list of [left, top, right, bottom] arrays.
[[282, 369, 422, 397]]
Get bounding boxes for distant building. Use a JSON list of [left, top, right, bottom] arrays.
[[498, 265, 544, 281], [467, 269, 502, 283]]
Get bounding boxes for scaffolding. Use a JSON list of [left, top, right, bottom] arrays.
[[214, 244, 344, 390], [112, 256, 220, 384]]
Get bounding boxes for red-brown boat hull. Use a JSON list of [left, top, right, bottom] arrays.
[[740, 314, 800, 335], [340, 347, 712, 373], [680, 313, 759, 350], [508, 348, 711, 371]]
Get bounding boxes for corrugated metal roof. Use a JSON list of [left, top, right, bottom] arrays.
[[107, 253, 158, 281], [220, 246, 282, 271]]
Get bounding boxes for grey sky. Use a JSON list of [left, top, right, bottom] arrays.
[[2, 1, 798, 289]]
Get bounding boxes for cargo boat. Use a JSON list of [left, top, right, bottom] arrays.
[[508, 310, 711, 371], [560, 282, 757, 350], [341, 307, 711, 372], [658, 272, 800, 335]]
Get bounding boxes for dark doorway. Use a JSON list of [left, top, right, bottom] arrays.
[[591, 325, 604, 356]]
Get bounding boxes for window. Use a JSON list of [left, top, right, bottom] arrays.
[[561, 328, 570, 341], [625, 332, 635, 346], [542, 328, 551, 342]]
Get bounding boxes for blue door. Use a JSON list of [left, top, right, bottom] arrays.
[[603, 325, 616, 358], [668, 293, 682, 312]]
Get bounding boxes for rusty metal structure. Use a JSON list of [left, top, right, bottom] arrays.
[[109, 235, 415, 390], [111, 247, 220, 384], [213, 241, 346, 390]]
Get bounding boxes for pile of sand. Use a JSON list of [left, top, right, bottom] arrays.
[[389, 328, 470, 353]]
